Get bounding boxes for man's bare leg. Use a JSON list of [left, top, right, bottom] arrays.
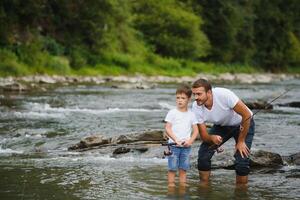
[[199, 171, 210, 183], [236, 175, 248, 185]]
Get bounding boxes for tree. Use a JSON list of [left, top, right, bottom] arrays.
[[193, 0, 255, 63], [133, 0, 210, 60]]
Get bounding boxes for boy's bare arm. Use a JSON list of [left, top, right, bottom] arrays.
[[165, 122, 180, 144], [183, 124, 199, 147]]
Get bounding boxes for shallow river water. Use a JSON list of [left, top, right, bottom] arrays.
[[0, 78, 299, 199]]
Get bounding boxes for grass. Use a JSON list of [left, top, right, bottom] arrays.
[[0, 48, 296, 77]]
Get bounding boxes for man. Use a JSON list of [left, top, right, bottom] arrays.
[[191, 79, 255, 185]]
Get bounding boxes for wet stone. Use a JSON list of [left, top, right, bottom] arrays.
[[113, 147, 131, 155]]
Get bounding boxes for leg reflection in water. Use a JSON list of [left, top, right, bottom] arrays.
[[167, 183, 190, 199], [197, 180, 212, 199], [234, 183, 249, 200]]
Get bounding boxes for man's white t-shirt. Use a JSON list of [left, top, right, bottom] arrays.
[[192, 87, 252, 126], [165, 109, 198, 143]]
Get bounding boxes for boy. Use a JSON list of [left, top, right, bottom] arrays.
[[164, 84, 199, 187]]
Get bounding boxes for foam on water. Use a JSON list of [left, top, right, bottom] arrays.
[[0, 146, 23, 154], [158, 102, 175, 110], [23, 102, 162, 114]]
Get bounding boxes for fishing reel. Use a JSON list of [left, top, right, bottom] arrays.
[[161, 142, 185, 158], [162, 142, 175, 158], [163, 145, 173, 157]]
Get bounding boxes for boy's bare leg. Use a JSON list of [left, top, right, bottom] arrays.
[[178, 182, 187, 196], [199, 171, 210, 183], [168, 171, 176, 187], [236, 175, 248, 185], [178, 169, 187, 185]]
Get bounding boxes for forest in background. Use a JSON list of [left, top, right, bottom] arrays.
[[0, 0, 299, 77]]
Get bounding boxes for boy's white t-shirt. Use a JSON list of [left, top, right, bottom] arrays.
[[165, 109, 198, 143], [192, 87, 252, 126]]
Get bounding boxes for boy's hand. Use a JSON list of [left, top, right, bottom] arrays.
[[174, 139, 183, 146], [182, 139, 192, 147]]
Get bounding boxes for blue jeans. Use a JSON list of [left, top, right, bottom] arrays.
[[168, 146, 191, 171], [197, 119, 255, 176]]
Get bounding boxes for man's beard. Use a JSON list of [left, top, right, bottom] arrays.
[[197, 96, 208, 106]]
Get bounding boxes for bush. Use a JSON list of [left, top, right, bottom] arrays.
[[0, 49, 29, 76], [45, 56, 71, 74], [68, 47, 88, 69], [133, 0, 210, 59], [42, 37, 65, 56]]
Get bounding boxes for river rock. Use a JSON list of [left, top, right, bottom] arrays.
[[135, 130, 165, 141], [250, 150, 283, 167], [113, 147, 131, 155], [277, 102, 300, 108], [68, 130, 165, 151], [282, 152, 300, 165], [245, 101, 273, 110], [210, 150, 284, 170], [111, 82, 155, 89], [111, 135, 136, 144], [286, 169, 300, 178], [0, 82, 28, 92], [68, 135, 110, 150]]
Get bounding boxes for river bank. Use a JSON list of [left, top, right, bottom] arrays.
[[0, 73, 299, 92]]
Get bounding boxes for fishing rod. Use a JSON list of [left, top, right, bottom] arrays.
[[208, 88, 293, 151]]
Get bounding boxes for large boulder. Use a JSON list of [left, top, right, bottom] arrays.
[[136, 130, 165, 141], [68, 135, 110, 150], [110, 130, 164, 144], [211, 150, 284, 170], [250, 150, 284, 167], [68, 130, 165, 151]]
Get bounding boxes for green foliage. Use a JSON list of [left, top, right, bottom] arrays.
[[44, 56, 71, 74], [68, 47, 88, 69], [133, 0, 210, 59], [253, 0, 300, 71], [0, 49, 29, 76], [193, 0, 256, 63], [42, 37, 65, 56], [0, 0, 299, 76], [287, 32, 300, 66]]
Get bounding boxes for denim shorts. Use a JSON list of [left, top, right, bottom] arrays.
[[168, 146, 191, 171]]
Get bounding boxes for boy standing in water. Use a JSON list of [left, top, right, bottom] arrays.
[[164, 84, 199, 187]]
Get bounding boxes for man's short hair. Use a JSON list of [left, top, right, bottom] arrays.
[[192, 78, 212, 92], [176, 84, 192, 98]]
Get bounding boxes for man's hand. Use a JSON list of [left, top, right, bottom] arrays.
[[210, 135, 223, 145], [236, 141, 250, 158]]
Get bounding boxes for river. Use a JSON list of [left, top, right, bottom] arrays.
[[0, 78, 299, 199]]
